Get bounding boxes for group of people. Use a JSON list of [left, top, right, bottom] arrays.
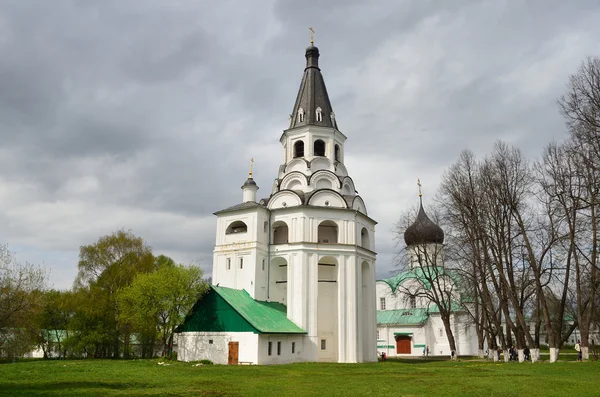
[[492, 346, 531, 361]]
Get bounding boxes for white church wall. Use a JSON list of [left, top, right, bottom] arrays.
[[257, 334, 311, 364], [376, 282, 400, 310], [376, 325, 428, 357], [177, 332, 259, 364]]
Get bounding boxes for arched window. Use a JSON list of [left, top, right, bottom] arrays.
[[314, 139, 325, 157], [334, 144, 340, 162], [318, 220, 338, 244], [272, 221, 289, 244], [316, 107, 322, 122], [298, 108, 305, 123], [294, 140, 305, 158], [263, 221, 268, 233], [226, 221, 247, 234], [360, 227, 369, 249]]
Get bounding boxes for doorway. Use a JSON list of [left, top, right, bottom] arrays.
[[395, 336, 411, 354], [228, 341, 239, 365]]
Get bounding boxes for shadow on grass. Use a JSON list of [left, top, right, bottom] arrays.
[[0, 380, 137, 393], [382, 357, 451, 365]]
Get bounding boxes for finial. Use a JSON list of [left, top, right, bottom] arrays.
[[309, 27, 315, 45], [417, 178, 422, 197], [249, 158, 254, 178]]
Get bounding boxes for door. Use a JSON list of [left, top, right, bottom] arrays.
[[395, 336, 411, 354], [228, 341, 239, 365]]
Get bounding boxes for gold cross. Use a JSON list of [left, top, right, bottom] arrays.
[[417, 178, 422, 197], [309, 27, 315, 44], [249, 158, 254, 178]]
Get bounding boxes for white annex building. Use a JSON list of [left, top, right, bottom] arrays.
[[177, 42, 378, 365], [375, 197, 478, 358]]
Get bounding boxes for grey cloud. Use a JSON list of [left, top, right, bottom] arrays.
[[1, 0, 599, 288]]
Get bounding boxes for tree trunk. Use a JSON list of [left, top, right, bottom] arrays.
[[549, 347, 559, 363]]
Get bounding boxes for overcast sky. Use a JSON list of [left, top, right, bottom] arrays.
[[1, 1, 599, 290]]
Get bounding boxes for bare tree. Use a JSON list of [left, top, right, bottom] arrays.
[[558, 57, 600, 360]]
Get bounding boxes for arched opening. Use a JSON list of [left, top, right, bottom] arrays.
[[334, 144, 340, 162], [318, 220, 338, 244], [294, 141, 305, 158], [226, 221, 247, 234], [316, 107, 323, 122], [272, 221, 289, 244], [318, 256, 338, 362], [269, 257, 288, 304], [314, 139, 325, 157], [360, 227, 369, 249]]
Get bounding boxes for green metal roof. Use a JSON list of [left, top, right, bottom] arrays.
[[393, 332, 414, 336], [377, 308, 429, 325], [213, 286, 306, 334], [179, 286, 306, 334], [377, 267, 463, 293]]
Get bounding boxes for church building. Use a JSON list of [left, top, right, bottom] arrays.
[[375, 193, 478, 357], [177, 42, 378, 364]]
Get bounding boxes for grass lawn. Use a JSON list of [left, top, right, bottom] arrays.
[[0, 358, 598, 397]]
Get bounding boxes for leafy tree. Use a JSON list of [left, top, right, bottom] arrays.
[[36, 289, 76, 358], [0, 244, 46, 359], [118, 261, 208, 357], [74, 230, 155, 358]]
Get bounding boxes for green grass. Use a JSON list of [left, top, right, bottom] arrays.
[[0, 358, 598, 397]]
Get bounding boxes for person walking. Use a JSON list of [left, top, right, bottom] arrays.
[[575, 340, 582, 361]]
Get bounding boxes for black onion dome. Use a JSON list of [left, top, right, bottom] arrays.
[[241, 178, 257, 188], [404, 201, 444, 246]]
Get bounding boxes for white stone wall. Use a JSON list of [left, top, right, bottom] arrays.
[[257, 334, 310, 364], [177, 332, 259, 364]]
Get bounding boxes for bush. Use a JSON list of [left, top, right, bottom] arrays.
[[199, 359, 213, 365]]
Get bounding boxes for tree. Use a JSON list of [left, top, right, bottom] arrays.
[[36, 289, 77, 358], [74, 230, 155, 358], [558, 57, 600, 360], [0, 244, 46, 359], [118, 261, 208, 357]]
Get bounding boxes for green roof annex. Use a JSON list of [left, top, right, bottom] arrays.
[[179, 286, 306, 334]]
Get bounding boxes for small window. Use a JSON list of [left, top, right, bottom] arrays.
[[268, 341, 272, 356], [262, 259, 266, 271], [376, 330, 380, 339], [314, 139, 325, 156], [292, 342, 295, 354], [316, 107, 322, 122], [294, 140, 305, 158], [334, 144, 340, 162], [321, 339, 326, 350], [277, 341, 281, 356], [380, 297, 386, 310], [439, 328, 443, 337], [298, 108, 305, 122], [209, 340, 213, 344], [410, 295, 416, 309], [240, 257, 243, 269], [264, 221, 268, 233], [226, 258, 231, 270]]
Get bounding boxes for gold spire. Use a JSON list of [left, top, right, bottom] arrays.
[[417, 178, 422, 197], [249, 158, 254, 178], [309, 27, 315, 44]]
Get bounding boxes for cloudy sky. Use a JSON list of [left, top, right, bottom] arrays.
[[1, 1, 599, 290]]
